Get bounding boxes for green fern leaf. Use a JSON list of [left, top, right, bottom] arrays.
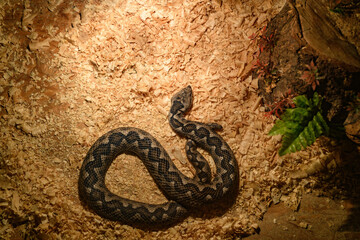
[[268, 119, 288, 135], [314, 112, 329, 135], [293, 95, 309, 108], [278, 112, 327, 156], [269, 92, 329, 156]]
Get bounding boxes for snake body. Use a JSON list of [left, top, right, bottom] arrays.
[[78, 86, 239, 226]]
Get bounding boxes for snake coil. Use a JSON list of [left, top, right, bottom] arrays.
[[78, 86, 239, 227]]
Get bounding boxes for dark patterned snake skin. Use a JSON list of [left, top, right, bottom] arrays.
[[78, 86, 239, 227]]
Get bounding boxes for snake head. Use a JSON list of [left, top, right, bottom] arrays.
[[170, 85, 193, 114]]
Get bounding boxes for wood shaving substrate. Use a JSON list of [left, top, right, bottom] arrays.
[[0, 0, 332, 239]]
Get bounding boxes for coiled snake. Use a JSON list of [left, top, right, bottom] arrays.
[[78, 86, 239, 227]]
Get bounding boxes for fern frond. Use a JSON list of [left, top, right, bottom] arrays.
[[293, 95, 309, 108], [269, 92, 329, 156], [278, 111, 328, 156]]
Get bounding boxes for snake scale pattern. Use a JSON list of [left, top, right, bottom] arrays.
[[78, 86, 239, 227]]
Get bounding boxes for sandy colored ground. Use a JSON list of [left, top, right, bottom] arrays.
[[1, 0, 358, 239]]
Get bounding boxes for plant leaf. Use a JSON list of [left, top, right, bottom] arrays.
[[268, 119, 287, 135], [269, 120, 298, 136], [293, 95, 309, 108], [269, 92, 329, 156], [278, 107, 328, 156]]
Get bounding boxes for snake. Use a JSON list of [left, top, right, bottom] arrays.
[[78, 85, 239, 227]]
